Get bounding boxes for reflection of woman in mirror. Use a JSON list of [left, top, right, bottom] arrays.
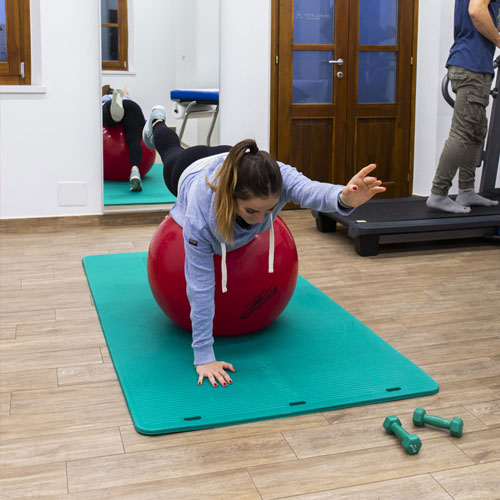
[[143, 105, 386, 388], [102, 85, 146, 192]]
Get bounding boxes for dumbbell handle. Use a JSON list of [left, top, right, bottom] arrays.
[[422, 414, 452, 428], [391, 422, 410, 440]]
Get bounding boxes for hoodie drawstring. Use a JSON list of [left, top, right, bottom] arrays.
[[221, 242, 228, 293], [220, 214, 275, 294], [268, 213, 275, 273]]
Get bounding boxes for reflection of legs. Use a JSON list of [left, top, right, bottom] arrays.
[[102, 101, 116, 128], [121, 100, 145, 167], [153, 121, 231, 196], [121, 100, 146, 191], [103, 98, 145, 191]]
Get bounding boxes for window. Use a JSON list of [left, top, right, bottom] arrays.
[[0, 0, 31, 85], [101, 0, 128, 71]]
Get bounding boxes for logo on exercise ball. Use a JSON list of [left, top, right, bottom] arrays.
[[240, 286, 278, 319]]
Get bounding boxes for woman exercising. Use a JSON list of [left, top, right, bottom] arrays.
[[143, 105, 386, 387], [102, 85, 146, 192]]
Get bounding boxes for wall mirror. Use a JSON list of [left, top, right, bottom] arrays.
[[100, 0, 220, 213]]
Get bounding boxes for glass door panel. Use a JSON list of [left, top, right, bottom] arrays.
[[358, 51, 397, 103], [358, 0, 398, 103], [292, 0, 336, 104], [0, 0, 6, 62], [293, 50, 334, 103], [359, 0, 398, 45], [293, 0, 334, 44]]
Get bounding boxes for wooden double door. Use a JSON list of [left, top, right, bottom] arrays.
[[271, 0, 417, 197]]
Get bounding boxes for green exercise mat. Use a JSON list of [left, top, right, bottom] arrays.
[[82, 252, 438, 434], [103, 164, 176, 205]]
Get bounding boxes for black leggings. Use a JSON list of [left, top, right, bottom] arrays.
[[153, 122, 231, 196], [102, 99, 145, 168]]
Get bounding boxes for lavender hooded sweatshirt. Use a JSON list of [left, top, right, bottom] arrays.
[[169, 153, 352, 365]]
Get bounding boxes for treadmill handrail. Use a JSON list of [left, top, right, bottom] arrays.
[[441, 74, 455, 108]]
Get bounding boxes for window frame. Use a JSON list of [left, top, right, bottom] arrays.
[[101, 0, 128, 71], [0, 0, 31, 85]]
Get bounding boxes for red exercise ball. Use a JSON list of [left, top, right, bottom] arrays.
[[147, 216, 299, 336], [102, 125, 155, 181]]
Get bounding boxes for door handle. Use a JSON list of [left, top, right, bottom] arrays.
[[328, 58, 343, 66]]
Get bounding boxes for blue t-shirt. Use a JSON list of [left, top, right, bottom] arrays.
[[447, 0, 500, 74]]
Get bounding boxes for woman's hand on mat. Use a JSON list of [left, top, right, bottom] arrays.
[[341, 164, 386, 208], [196, 361, 236, 387]]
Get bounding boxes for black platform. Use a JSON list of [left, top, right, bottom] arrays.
[[312, 194, 500, 256]]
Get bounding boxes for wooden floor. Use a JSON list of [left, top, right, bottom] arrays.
[[1, 209, 499, 499]]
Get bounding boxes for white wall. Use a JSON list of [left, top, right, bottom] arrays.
[[196, 0, 220, 146], [0, 0, 102, 219], [413, 0, 456, 195], [197, 1, 220, 88], [173, 0, 220, 146], [219, 0, 272, 150]]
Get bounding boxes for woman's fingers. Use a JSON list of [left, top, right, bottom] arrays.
[[361, 176, 377, 185], [208, 373, 218, 388], [355, 163, 377, 179], [365, 179, 383, 189], [348, 165, 379, 189], [223, 362, 236, 372], [215, 371, 230, 387], [216, 364, 234, 386], [221, 370, 233, 385]]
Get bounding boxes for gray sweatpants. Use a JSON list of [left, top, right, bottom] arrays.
[[431, 65, 493, 195]]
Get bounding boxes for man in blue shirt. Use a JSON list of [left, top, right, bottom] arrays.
[[427, 0, 500, 213]]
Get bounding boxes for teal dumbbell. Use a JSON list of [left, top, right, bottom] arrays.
[[413, 408, 463, 437], [383, 415, 422, 455]]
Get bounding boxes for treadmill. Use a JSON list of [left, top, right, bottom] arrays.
[[312, 56, 500, 256]]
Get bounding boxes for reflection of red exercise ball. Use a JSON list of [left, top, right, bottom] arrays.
[[102, 125, 155, 180], [147, 216, 298, 336]]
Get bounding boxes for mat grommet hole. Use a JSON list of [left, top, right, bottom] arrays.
[[184, 416, 202, 421], [289, 401, 306, 406], [385, 387, 402, 392]]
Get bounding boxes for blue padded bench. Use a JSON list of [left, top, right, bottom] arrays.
[[170, 89, 219, 146]]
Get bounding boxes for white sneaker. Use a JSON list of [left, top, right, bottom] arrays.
[[129, 167, 142, 192], [142, 105, 167, 150], [110, 89, 125, 122]]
